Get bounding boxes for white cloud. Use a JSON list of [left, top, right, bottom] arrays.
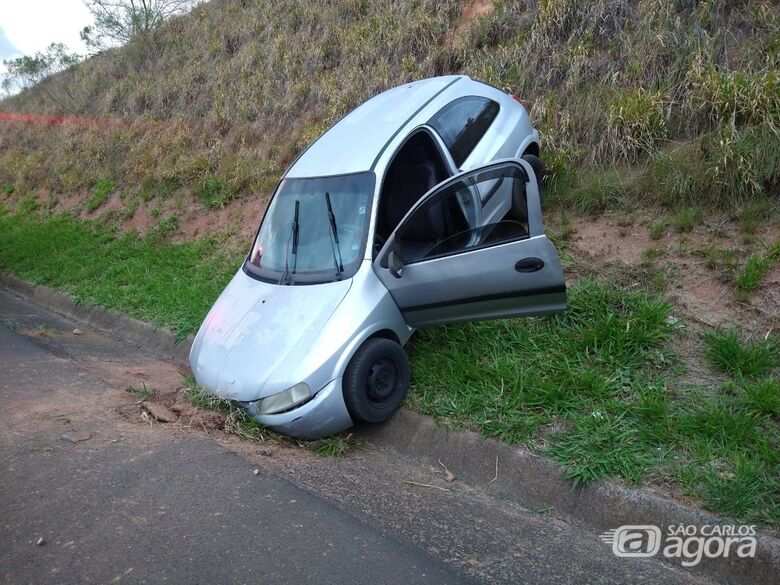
[[0, 0, 92, 90], [1, 0, 91, 58]]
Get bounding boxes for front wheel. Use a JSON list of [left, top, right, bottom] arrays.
[[343, 338, 410, 424]]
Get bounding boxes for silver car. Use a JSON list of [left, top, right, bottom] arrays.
[[189, 75, 567, 438]]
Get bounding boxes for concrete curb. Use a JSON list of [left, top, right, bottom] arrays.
[[2, 272, 778, 584], [361, 411, 780, 584], [0, 272, 194, 362]]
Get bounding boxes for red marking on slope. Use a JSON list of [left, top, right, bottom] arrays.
[[0, 112, 130, 127]]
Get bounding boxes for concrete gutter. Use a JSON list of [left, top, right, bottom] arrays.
[[2, 271, 778, 585], [0, 272, 193, 363]]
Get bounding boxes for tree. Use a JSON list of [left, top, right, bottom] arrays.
[[2, 43, 81, 106], [80, 0, 198, 51]]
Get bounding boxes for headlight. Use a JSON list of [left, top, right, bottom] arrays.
[[256, 383, 312, 415]]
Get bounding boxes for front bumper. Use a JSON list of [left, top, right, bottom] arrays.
[[240, 378, 353, 439]]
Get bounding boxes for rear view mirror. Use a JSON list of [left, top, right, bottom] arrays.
[[388, 249, 404, 279]]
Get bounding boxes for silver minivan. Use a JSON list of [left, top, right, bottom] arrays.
[[189, 75, 567, 438]]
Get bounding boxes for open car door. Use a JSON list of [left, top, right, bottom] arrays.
[[373, 159, 566, 327]]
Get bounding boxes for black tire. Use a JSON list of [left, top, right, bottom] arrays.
[[343, 338, 410, 424], [521, 153, 546, 189], [511, 153, 546, 221]]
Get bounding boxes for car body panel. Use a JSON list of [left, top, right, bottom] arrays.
[[189, 270, 352, 402]]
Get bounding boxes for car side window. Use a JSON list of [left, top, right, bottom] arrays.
[[429, 97, 500, 167], [395, 165, 529, 264]]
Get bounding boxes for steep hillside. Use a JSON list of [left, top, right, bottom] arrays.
[[1, 0, 779, 219]]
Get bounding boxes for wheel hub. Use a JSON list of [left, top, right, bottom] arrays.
[[366, 358, 397, 403]]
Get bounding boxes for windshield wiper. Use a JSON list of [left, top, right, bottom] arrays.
[[324, 192, 344, 276], [279, 199, 300, 285]]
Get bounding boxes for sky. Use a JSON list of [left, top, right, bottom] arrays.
[[1, 0, 92, 84]]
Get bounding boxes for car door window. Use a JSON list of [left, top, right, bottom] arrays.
[[395, 164, 529, 264], [373, 160, 565, 328], [429, 97, 500, 167]]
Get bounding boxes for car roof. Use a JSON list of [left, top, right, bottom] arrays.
[[285, 75, 467, 178]]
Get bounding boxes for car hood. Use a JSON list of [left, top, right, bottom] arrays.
[[190, 269, 352, 402]]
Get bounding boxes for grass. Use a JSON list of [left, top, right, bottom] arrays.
[[671, 207, 703, 233], [0, 210, 240, 339], [126, 384, 154, 398], [0, 207, 777, 523], [183, 376, 268, 442], [85, 178, 115, 212], [409, 283, 780, 523], [4, 0, 780, 214], [703, 329, 777, 379], [648, 218, 668, 240], [196, 177, 234, 209], [734, 252, 777, 301], [308, 435, 363, 457]]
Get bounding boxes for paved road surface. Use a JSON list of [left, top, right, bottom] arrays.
[[0, 289, 713, 584]]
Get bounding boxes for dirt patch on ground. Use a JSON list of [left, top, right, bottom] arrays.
[[444, 0, 495, 48], [565, 213, 780, 332]]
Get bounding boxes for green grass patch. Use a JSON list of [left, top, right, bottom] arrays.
[[307, 434, 363, 457], [0, 211, 240, 338], [648, 218, 668, 240], [85, 178, 115, 212], [733, 246, 779, 300], [703, 329, 778, 379], [409, 287, 779, 523], [196, 176, 234, 209], [671, 207, 703, 233]]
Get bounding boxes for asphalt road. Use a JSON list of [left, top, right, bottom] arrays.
[[0, 289, 714, 585], [0, 298, 469, 585]]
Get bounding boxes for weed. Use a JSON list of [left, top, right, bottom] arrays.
[[121, 197, 139, 221], [703, 329, 777, 379], [733, 251, 777, 300], [739, 200, 774, 235], [85, 179, 115, 212], [196, 177, 234, 208], [648, 218, 667, 240], [607, 88, 668, 162], [3, 184, 14, 196], [126, 384, 154, 398], [183, 378, 267, 442], [308, 434, 362, 457], [741, 377, 780, 417], [642, 246, 665, 264], [671, 208, 703, 233], [18, 194, 39, 214]]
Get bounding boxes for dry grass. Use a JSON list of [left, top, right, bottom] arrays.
[[1, 0, 779, 215]]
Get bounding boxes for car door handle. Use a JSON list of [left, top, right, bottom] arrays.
[[515, 257, 545, 273]]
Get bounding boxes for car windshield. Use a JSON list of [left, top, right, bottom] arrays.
[[245, 172, 375, 284]]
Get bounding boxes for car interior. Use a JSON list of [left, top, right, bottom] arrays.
[[375, 131, 467, 260]]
